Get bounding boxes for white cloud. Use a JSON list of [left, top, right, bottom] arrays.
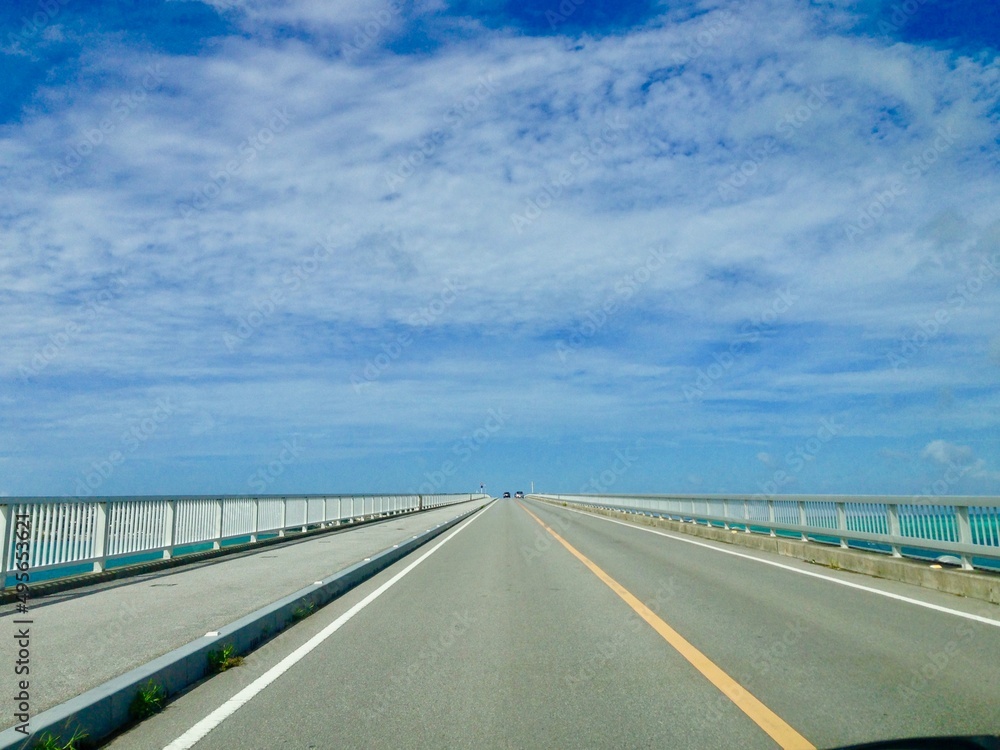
[[2, 0, 999, 493], [920, 440, 1000, 484], [921, 439, 974, 466]]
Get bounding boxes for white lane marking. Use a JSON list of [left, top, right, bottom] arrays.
[[163, 507, 488, 750], [549, 503, 1000, 628]]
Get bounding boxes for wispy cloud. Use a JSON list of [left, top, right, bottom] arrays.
[[1, 0, 998, 495]]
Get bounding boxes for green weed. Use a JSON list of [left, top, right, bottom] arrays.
[[208, 642, 244, 673], [32, 728, 89, 750], [291, 601, 316, 621], [128, 680, 166, 720]]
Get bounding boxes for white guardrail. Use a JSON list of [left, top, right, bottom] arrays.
[[537, 493, 1000, 571], [0, 493, 488, 588]]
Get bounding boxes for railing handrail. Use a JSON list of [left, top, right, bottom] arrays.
[[536, 493, 1000, 571], [545, 492, 1000, 508], [2, 493, 489, 589], [0, 492, 467, 505]]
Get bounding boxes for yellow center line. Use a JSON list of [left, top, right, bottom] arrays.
[[517, 501, 815, 750]]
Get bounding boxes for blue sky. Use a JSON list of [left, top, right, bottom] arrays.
[[1, 0, 998, 498]]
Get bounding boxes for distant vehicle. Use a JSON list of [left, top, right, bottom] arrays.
[[502, 491, 511, 498], [515, 491, 524, 498]]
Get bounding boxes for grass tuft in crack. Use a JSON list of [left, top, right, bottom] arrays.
[[32, 728, 89, 750], [128, 680, 166, 721], [208, 642, 245, 673], [291, 601, 316, 621]]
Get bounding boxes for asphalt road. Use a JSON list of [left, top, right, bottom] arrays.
[[105, 497, 1000, 750]]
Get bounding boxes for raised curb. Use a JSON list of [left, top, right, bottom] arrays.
[[0, 501, 490, 750], [538, 498, 1000, 606]]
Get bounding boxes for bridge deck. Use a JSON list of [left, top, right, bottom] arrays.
[[103, 498, 1000, 750]]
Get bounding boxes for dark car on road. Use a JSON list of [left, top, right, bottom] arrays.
[[502, 491, 510, 498]]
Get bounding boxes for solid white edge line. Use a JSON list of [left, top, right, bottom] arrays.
[[549, 502, 1000, 629], [162, 506, 489, 750]]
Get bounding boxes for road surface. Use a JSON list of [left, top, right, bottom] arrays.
[[105, 497, 1000, 749]]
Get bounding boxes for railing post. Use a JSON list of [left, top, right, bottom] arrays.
[[213, 498, 223, 549], [278, 497, 286, 537], [798, 501, 808, 542], [767, 499, 776, 537], [886, 503, 902, 558], [955, 505, 974, 570], [835, 502, 848, 549], [419, 495, 424, 511], [0, 504, 10, 584], [163, 499, 175, 559], [93, 501, 108, 572], [251, 497, 259, 542], [722, 499, 730, 530]]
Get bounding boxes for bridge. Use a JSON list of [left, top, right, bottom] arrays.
[[2, 493, 999, 749]]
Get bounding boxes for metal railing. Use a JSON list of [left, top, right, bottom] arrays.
[[536, 493, 1000, 571], [1, 493, 487, 587]]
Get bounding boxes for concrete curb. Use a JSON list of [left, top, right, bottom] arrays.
[[538, 499, 1000, 606], [0, 501, 490, 750]]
